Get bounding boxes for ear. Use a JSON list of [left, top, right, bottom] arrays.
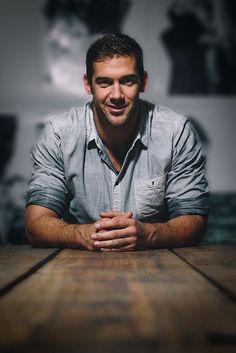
[[140, 71, 148, 93], [83, 74, 92, 95]]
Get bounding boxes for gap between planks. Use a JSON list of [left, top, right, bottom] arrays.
[[170, 248, 236, 306], [0, 248, 62, 298]]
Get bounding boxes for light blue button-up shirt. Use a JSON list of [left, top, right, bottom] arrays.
[[26, 100, 209, 223]]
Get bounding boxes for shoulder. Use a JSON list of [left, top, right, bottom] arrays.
[[154, 105, 186, 126], [49, 103, 90, 134], [38, 102, 92, 147], [141, 100, 187, 135], [35, 103, 91, 151]]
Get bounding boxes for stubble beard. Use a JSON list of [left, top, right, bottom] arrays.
[[94, 100, 140, 130]]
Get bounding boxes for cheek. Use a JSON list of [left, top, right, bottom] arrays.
[[94, 90, 110, 102], [125, 87, 140, 100]]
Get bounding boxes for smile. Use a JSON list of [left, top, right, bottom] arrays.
[[106, 104, 127, 113]]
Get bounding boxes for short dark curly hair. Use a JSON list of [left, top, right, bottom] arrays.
[[86, 33, 144, 84]]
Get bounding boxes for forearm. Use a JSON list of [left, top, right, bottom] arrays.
[[26, 205, 95, 249], [139, 215, 206, 249]]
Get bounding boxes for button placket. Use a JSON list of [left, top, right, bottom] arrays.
[[110, 170, 121, 211]]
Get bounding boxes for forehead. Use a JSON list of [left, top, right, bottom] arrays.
[[92, 55, 138, 79]]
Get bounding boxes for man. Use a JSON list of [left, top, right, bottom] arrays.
[[26, 33, 209, 251]]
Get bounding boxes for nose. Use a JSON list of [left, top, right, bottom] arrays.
[[110, 82, 123, 101]]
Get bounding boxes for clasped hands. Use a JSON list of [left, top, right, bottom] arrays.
[[91, 211, 146, 252]]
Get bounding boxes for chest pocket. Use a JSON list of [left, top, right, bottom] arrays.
[[134, 174, 167, 219]]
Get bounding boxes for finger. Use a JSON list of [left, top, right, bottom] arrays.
[[94, 237, 131, 249], [94, 218, 110, 230], [95, 217, 134, 231], [92, 226, 134, 241], [100, 244, 135, 252], [100, 211, 133, 219]]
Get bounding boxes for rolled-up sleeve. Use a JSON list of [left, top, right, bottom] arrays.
[[166, 118, 209, 218], [26, 120, 69, 217]]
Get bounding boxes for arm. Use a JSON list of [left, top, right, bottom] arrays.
[[25, 118, 97, 249], [90, 211, 206, 251], [26, 204, 96, 250], [141, 214, 206, 248]]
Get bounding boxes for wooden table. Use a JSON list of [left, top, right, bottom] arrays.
[[0, 244, 235, 353]]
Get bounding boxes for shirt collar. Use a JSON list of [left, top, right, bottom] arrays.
[[86, 101, 102, 149], [134, 100, 148, 148]]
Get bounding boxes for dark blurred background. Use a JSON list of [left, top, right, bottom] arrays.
[[0, 0, 236, 245]]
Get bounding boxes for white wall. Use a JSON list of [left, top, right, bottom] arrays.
[[0, 0, 235, 192]]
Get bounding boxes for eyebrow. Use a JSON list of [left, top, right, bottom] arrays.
[[95, 74, 138, 83], [95, 77, 112, 83]]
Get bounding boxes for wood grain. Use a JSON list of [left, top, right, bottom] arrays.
[[173, 245, 236, 298], [0, 247, 235, 353], [0, 245, 59, 291]]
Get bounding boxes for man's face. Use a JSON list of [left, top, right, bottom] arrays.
[[84, 55, 147, 128]]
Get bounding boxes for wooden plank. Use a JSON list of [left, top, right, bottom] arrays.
[[0, 248, 236, 353], [173, 245, 236, 299], [0, 245, 59, 291]]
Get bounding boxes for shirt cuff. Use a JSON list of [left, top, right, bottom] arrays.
[[26, 187, 68, 218], [167, 194, 209, 219]]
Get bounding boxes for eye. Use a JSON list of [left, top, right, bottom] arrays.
[[120, 76, 138, 86], [96, 78, 112, 88]]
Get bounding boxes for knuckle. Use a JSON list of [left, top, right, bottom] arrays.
[[131, 236, 138, 245], [130, 225, 138, 235]]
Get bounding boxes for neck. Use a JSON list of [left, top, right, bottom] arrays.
[[92, 104, 140, 171]]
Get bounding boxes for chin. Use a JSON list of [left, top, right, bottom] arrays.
[[107, 114, 131, 128]]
